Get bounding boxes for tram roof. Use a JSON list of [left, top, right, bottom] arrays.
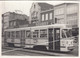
[[4, 24, 67, 31]]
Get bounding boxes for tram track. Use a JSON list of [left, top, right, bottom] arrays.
[[2, 47, 75, 56]]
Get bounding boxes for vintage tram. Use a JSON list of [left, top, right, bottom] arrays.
[[4, 24, 75, 52]]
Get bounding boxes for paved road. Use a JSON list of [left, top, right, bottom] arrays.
[[2, 46, 78, 56], [2, 48, 51, 56], [70, 43, 78, 56]]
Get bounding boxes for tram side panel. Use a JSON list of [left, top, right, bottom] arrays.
[[6, 32, 12, 44], [14, 39, 21, 47], [24, 30, 33, 48], [25, 29, 49, 49], [33, 29, 48, 49], [60, 39, 74, 52], [4, 31, 10, 46], [14, 31, 21, 47], [5, 31, 15, 47]]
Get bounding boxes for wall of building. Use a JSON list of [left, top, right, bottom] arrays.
[[29, 3, 54, 26], [29, 3, 41, 24], [54, 4, 66, 24], [2, 12, 10, 29], [9, 13, 29, 28], [2, 12, 29, 29], [39, 9, 54, 26], [66, 3, 79, 28], [54, 3, 79, 28]]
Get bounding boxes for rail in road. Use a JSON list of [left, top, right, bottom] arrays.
[[2, 47, 75, 56]]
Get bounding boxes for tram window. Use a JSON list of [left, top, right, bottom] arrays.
[[62, 30, 66, 38], [21, 30, 25, 38], [40, 29, 47, 38], [62, 29, 72, 38], [4, 31, 6, 38], [33, 30, 39, 38], [11, 31, 15, 38], [26, 31, 31, 38], [16, 31, 20, 38], [7, 32, 10, 38]]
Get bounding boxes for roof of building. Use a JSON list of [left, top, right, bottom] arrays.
[[38, 3, 54, 11], [2, 12, 29, 20], [3, 12, 28, 17], [54, 3, 78, 7]]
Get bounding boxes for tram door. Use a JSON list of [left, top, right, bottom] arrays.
[[54, 28, 60, 51], [4, 31, 7, 46], [48, 28, 53, 50], [21, 30, 25, 48]]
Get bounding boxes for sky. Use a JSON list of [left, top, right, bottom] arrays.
[[0, 1, 79, 16]]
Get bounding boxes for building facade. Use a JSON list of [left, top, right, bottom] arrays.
[[54, 3, 79, 29], [2, 3, 79, 36], [2, 12, 29, 29], [8, 12, 29, 28], [2, 12, 29, 36], [39, 9, 54, 25], [29, 2, 54, 26], [30, 3, 79, 35], [2, 12, 10, 29], [54, 3, 79, 36], [30, 3, 79, 29]]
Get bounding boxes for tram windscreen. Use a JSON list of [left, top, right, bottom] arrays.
[[62, 29, 72, 38]]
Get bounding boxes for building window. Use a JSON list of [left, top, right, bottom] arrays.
[[13, 21, 16, 26], [54, 8, 64, 15], [9, 21, 13, 27], [50, 13, 52, 20], [67, 15, 77, 26], [4, 22, 8, 28], [57, 18, 64, 24], [42, 14, 44, 21], [45, 14, 48, 20], [40, 29, 47, 38], [67, 4, 78, 14]]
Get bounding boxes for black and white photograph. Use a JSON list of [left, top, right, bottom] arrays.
[[0, 0, 79, 56]]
